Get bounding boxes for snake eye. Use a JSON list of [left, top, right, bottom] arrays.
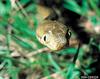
[[42, 34, 48, 42], [43, 35, 46, 41]]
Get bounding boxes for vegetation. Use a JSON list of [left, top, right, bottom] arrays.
[[0, 0, 100, 79]]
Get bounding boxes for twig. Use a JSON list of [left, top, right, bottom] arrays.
[[16, 1, 28, 17], [27, 47, 49, 57], [6, 25, 12, 55], [73, 42, 81, 64]]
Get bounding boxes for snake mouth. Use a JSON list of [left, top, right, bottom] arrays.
[[45, 36, 67, 50], [55, 37, 67, 50], [55, 43, 66, 50], [47, 41, 67, 51]]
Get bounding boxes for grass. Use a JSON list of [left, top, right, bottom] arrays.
[[0, 0, 100, 79]]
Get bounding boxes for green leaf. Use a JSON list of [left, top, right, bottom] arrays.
[[57, 47, 77, 55], [82, 0, 89, 15], [2, 58, 19, 79], [0, 0, 11, 15], [89, 0, 100, 17], [66, 64, 75, 79], [19, 0, 31, 5], [63, 0, 82, 15], [12, 35, 34, 50], [12, 16, 35, 37], [0, 77, 4, 79], [48, 53, 61, 71], [70, 71, 80, 79]]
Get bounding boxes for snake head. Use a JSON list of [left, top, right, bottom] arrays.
[[36, 20, 71, 51]]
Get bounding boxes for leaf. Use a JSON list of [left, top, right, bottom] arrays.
[[82, 0, 89, 15], [12, 35, 34, 50], [48, 53, 61, 71], [0, 0, 11, 15], [57, 47, 77, 55], [0, 77, 4, 79], [63, 0, 82, 15], [89, 0, 100, 17], [66, 64, 74, 79], [2, 58, 19, 79], [19, 0, 31, 5], [12, 16, 35, 37]]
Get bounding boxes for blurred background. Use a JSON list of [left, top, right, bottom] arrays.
[[0, 0, 100, 79]]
